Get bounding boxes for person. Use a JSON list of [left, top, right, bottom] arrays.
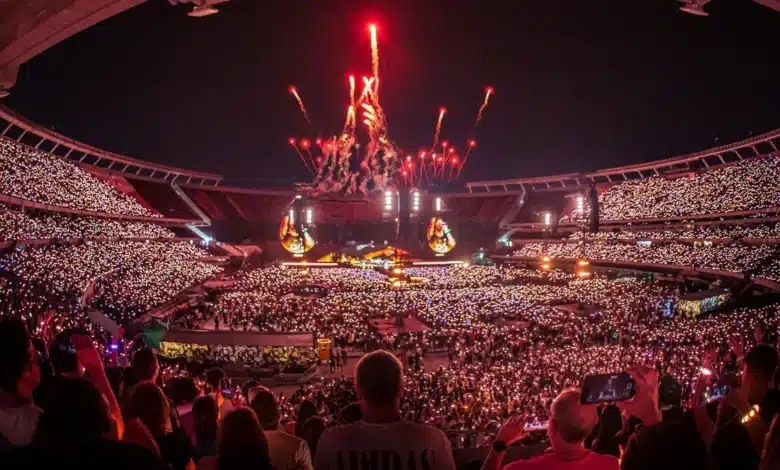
[[314, 350, 456, 470], [250, 387, 313, 470], [131, 347, 160, 385], [295, 399, 319, 439], [301, 416, 326, 459], [0, 318, 42, 448], [618, 367, 708, 470], [166, 376, 201, 446], [712, 343, 780, 470], [590, 405, 622, 458], [192, 395, 219, 462], [482, 389, 617, 470], [205, 367, 234, 419], [4, 377, 168, 470], [123, 382, 195, 470], [197, 408, 274, 470], [339, 402, 363, 425], [341, 347, 348, 368]]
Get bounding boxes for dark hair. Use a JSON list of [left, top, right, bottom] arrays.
[[241, 380, 258, 404], [123, 382, 171, 437], [131, 348, 159, 383], [217, 408, 271, 470], [356, 350, 403, 408], [295, 399, 318, 438], [592, 405, 622, 457], [193, 395, 219, 443], [621, 422, 708, 470], [0, 318, 32, 392], [301, 416, 326, 457], [250, 389, 279, 430], [165, 376, 199, 406], [35, 377, 112, 444], [745, 344, 778, 381], [339, 402, 363, 424], [206, 367, 227, 390]]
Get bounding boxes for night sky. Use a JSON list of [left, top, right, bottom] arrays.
[[5, 0, 780, 188]]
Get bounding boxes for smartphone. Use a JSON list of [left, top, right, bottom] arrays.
[[221, 378, 233, 399], [707, 384, 729, 403], [524, 415, 549, 431], [580, 372, 637, 405]]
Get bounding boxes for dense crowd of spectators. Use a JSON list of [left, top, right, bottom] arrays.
[[0, 207, 174, 241], [0, 138, 155, 216], [514, 241, 779, 276], [598, 156, 780, 220]]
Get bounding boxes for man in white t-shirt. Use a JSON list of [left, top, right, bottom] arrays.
[[314, 350, 456, 470], [250, 386, 312, 470], [0, 318, 42, 448]]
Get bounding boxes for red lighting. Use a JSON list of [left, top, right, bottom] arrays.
[[448, 148, 455, 153], [442, 141, 448, 148], [300, 139, 310, 149], [419, 151, 427, 159], [406, 155, 412, 161], [468, 139, 477, 148], [288, 138, 296, 145], [439, 107, 447, 114], [451, 157, 459, 165], [315, 138, 322, 145], [486, 86, 494, 94], [288, 86, 297, 94]]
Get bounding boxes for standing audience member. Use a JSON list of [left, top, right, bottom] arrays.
[[205, 368, 234, 419], [300, 417, 326, 459], [197, 408, 274, 470], [124, 382, 195, 470], [482, 389, 617, 470], [192, 395, 219, 462], [251, 387, 313, 470], [0, 319, 41, 448], [295, 399, 318, 439], [4, 377, 167, 470], [314, 350, 456, 470], [591, 405, 622, 458]]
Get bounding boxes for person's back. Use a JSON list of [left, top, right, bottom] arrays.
[[314, 351, 455, 470], [315, 418, 455, 470], [502, 448, 617, 470], [250, 386, 312, 470]]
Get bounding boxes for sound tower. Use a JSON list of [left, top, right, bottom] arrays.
[[588, 183, 599, 233], [398, 189, 411, 243]]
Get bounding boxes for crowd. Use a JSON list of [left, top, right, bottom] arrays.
[[0, 206, 174, 241], [0, 240, 220, 324], [567, 222, 780, 242], [513, 241, 780, 278], [597, 156, 780, 221], [0, 138, 155, 216]]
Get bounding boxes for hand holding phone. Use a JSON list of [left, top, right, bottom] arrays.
[[580, 372, 637, 405]]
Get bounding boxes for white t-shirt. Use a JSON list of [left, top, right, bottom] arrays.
[[314, 419, 456, 470], [0, 404, 43, 446]]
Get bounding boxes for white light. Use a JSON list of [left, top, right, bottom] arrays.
[[577, 196, 584, 213], [295, 195, 302, 199], [544, 212, 551, 226], [305, 208, 313, 224], [289, 209, 295, 223], [385, 191, 392, 197], [435, 197, 442, 212]]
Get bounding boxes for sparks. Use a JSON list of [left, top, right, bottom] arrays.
[[349, 75, 356, 108], [368, 24, 379, 98], [432, 107, 447, 151], [289, 86, 311, 124], [476, 86, 493, 126]]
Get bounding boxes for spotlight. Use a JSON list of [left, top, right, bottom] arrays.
[[678, 0, 710, 16]]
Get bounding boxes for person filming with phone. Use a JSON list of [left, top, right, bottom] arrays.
[[482, 389, 618, 470]]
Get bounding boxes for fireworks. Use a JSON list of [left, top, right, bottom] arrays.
[[286, 22, 493, 195], [289, 86, 311, 124], [476, 86, 493, 126]]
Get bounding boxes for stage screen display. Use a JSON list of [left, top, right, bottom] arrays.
[[427, 217, 456, 255], [279, 215, 316, 256]]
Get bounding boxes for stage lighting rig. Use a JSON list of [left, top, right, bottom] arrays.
[[678, 0, 711, 16]]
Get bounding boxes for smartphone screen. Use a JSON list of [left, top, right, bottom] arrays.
[[707, 384, 729, 402], [524, 415, 549, 431], [221, 378, 233, 399], [580, 372, 637, 405]]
